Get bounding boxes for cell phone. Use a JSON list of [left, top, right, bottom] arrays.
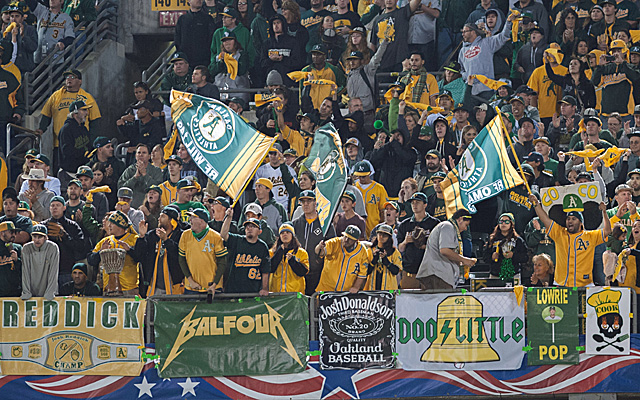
[[605, 54, 616, 62]]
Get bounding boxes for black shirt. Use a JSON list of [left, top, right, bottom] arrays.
[[396, 213, 441, 274], [59, 280, 102, 296]]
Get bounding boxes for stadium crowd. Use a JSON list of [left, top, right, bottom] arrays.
[[1, 0, 640, 299]]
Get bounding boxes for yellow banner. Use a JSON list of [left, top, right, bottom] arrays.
[[0, 297, 146, 376], [151, 0, 189, 11]]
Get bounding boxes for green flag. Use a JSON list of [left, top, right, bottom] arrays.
[[302, 123, 348, 236], [440, 113, 524, 217], [170, 90, 275, 200]]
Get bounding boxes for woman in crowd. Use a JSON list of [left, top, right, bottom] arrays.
[[210, 33, 251, 103], [397, 177, 418, 221], [130, 81, 166, 119], [233, 0, 255, 30], [365, 224, 402, 290], [619, 220, 640, 294], [554, 8, 584, 62], [545, 56, 595, 112], [269, 223, 309, 293], [289, 170, 317, 220], [92, 162, 117, 208], [281, 0, 308, 66], [530, 253, 554, 287], [341, 26, 371, 70], [453, 125, 478, 164], [151, 144, 166, 170], [486, 213, 528, 284], [140, 185, 162, 231]]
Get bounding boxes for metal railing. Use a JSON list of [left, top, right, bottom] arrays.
[[141, 43, 177, 94], [23, 1, 119, 114]]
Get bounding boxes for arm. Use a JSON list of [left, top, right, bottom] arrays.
[[440, 247, 475, 265], [529, 194, 553, 228], [280, 163, 301, 200], [408, 0, 421, 13], [44, 246, 59, 300], [545, 62, 566, 86], [220, 207, 233, 241], [20, 251, 32, 300], [349, 277, 366, 293], [213, 255, 227, 285], [601, 201, 612, 237]]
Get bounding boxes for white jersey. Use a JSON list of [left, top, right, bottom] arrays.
[[20, 176, 62, 196], [254, 163, 297, 210], [33, 3, 75, 64]]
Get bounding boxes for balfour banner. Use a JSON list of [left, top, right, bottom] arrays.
[[526, 287, 579, 365], [396, 292, 525, 371], [318, 291, 395, 369], [154, 295, 309, 377], [0, 297, 146, 376], [586, 287, 631, 355]]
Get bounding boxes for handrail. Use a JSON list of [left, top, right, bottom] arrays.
[[141, 43, 177, 93], [23, 1, 119, 114]]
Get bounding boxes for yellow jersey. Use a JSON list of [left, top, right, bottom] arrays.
[[365, 247, 402, 290], [281, 125, 313, 157], [178, 228, 228, 292], [316, 237, 371, 292], [93, 232, 139, 291], [159, 180, 179, 206], [41, 87, 101, 146], [355, 180, 389, 237], [268, 247, 309, 293], [548, 221, 606, 287], [402, 73, 439, 105], [527, 64, 568, 119]]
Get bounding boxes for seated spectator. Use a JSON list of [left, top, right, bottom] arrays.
[[115, 187, 145, 234], [20, 224, 58, 300], [128, 81, 167, 120], [19, 153, 61, 196], [0, 221, 22, 296], [160, 52, 192, 105], [58, 262, 102, 296], [190, 64, 221, 100], [269, 223, 309, 293], [18, 169, 55, 222], [210, 34, 250, 103], [117, 144, 164, 208]]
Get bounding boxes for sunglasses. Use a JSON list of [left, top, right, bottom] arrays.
[[268, 151, 277, 155], [499, 220, 512, 224], [206, 198, 216, 204]]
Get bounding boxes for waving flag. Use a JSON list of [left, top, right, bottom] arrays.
[[302, 123, 348, 236], [440, 114, 524, 217], [171, 90, 275, 201]]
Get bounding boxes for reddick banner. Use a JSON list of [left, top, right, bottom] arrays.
[[318, 291, 395, 369], [396, 292, 525, 371], [154, 295, 309, 377]]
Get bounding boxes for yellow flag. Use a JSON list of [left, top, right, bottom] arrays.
[[474, 74, 507, 90], [287, 71, 311, 82], [631, 30, 640, 44], [163, 128, 179, 159], [510, 9, 522, 42], [223, 53, 238, 80], [303, 79, 335, 86], [598, 146, 627, 168], [567, 148, 606, 171], [254, 93, 279, 107], [404, 101, 433, 111]]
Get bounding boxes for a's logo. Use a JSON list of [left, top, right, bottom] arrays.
[[330, 316, 383, 338], [11, 345, 22, 357], [161, 303, 303, 372], [459, 141, 487, 191], [191, 101, 235, 155], [576, 238, 589, 251]]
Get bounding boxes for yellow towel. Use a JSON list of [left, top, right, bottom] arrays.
[[599, 146, 627, 168], [223, 53, 238, 80], [510, 9, 522, 42], [254, 93, 279, 107], [86, 186, 111, 203], [302, 79, 335, 86], [474, 74, 507, 90], [567, 148, 605, 171], [287, 71, 311, 82], [3, 22, 15, 38]]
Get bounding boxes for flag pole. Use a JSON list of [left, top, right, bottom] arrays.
[[496, 108, 532, 195], [230, 136, 277, 208]]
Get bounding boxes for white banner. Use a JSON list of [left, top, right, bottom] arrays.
[[396, 292, 525, 371], [540, 182, 603, 229], [586, 287, 631, 355]]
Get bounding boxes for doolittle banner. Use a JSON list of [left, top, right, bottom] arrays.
[[396, 292, 525, 371], [0, 297, 146, 376], [318, 291, 395, 369], [154, 295, 309, 377]]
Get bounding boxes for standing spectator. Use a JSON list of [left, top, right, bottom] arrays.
[[400, 0, 440, 72], [426, 171, 447, 221], [241, 203, 277, 248], [209, 34, 249, 103], [0, 41, 22, 158], [261, 15, 299, 87], [345, 40, 387, 127], [528, 49, 568, 127], [353, 161, 389, 237], [174, 0, 216, 67], [139, 186, 162, 231], [160, 53, 192, 105], [416, 209, 477, 289], [416, 149, 445, 196], [282, 0, 308, 66], [77, 165, 109, 222], [300, 44, 345, 111], [177, 143, 208, 187], [253, 144, 297, 211], [459, 14, 514, 102], [88, 137, 125, 185], [159, 155, 183, 206], [589, 1, 629, 50], [220, 207, 271, 295], [18, 169, 55, 222], [37, 69, 101, 169], [7, 4, 36, 73], [170, 179, 206, 222], [42, 195, 86, 288], [20, 224, 58, 300], [178, 209, 228, 294], [369, 124, 417, 196], [370, 0, 421, 72], [241, 177, 288, 232], [58, 262, 101, 296], [211, 6, 255, 68], [301, 0, 329, 54], [63, 0, 96, 27], [315, 225, 371, 292], [399, 51, 439, 105], [117, 144, 163, 209], [485, 213, 528, 282], [27, 0, 74, 64], [58, 100, 91, 186], [115, 187, 145, 234], [0, 221, 22, 296], [250, 0, 279, 87], [269, 223, 309, 293], [206, 195, 239, 233], [547, 96, 578, 149], [524, 216, 556, 265], [333, 190, 366, 238], [365, 224, 402, 290], [513, 0, 550, 39], [331, 0, 360, 39], [370, 201, 400, 244], [514, 25, 548, 83]]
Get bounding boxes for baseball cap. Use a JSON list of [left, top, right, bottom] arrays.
[[34, 153, 50, 166], [17, 201, 29, 211], [529, 24, 544, 36], [616, 184, 633, 194], [347, 51, 364, 60], [213, 196, 231, 208], [520, 163, 535, 176], [311, 44, 327, 54], [244, 218, 261, 228], [221, 6, 239, 19], [630, 46, 640, 55], [584, 115, 602, 126], [431, 171, 447, 181], [426, 149, 442, 159], [161, 205, 180, 221], [376, 224, 393, 236], [176, 179, 196, 190], [228, 96, 247, 111], [93, 136, 117, 148], [296, 112, 318, 125], [133, 100, 153, 110], [438, 89, 453, 99], [25, 148, 38, 159], [576, 172, 594, 181], [63, 69, 82, 79], [0, 221, 16, 232], [628, 169, 640, 178], [345, 137, 360, 147], [187, 208, 210, 223], [68, 179, 82, 188], [383, 201, 399, 211], [50, 195, 65, 205], [342, 225, 361, 241], [169, 52, 188, 63], [409, 192, 428, 203], [519, 116, 536, 127], [634, 105, 640, 115], [165, 154, 183, 165], [525, 151, 544, 164], [510, 95, 525, 105], [533, 137, 551, 146], [443, 61, 460, 74], [283, 148, 298, 157], [220, 30, 237, 41], [245, 203, 263, 216], [2, 187, 18, 203], [146, 185, 162, 195], [117, 187, 133, 199], [299, 190, 316, 200], [255, 177, 274, 190], [558, 95, 577, 106], [353, 160, 372, 176], [349, 26, 366, 35], [69, 100, 92, 113], [341, 190, 356, 202], [32, 224, 48, 236], [269, 143, 283, 153]]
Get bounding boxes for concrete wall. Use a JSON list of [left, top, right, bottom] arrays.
[[120, 0, 175, 55]]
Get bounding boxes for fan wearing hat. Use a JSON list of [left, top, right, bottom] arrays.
[[501, 163, 540, 236], [533, 137, 559, 179], [204, 195, 239, 234], [211, 7, 254, 67], [268, 223, 309, 293], [241, 202, 277, 248], [353, 160, 389, 237], [18, 169, 55, 222], [114, 187, 145, 234], [58, 99, 91, 178], [220, 207, 271, 296], [158, 155, 183, 206], [0, 220, 22, 296], [416, 149, 444, 197], [301, 0, 331, 53], [525, 151, 555, 189], [531, 192, 612, 286], [6, 3, 36, 74], [507, 115, 535, 165], [527, 49, 567, 122], [170, 179, 206, 223], [300, 43, 345, 111], [365, 223, 402, 290], [177, 208, 228, 294], [88, 137, 125, 182], [0, 187, 33, 244], [514, 24, 546, 83], [262, 15, 298, 87], [277, 111, 317, 157], [129, 205, 186, 296], [87, 210, 140, 295], [18, 153, 61, 196], [160, 52, 192, 105], [116, 98, 166, 158], [21, 224, 59, 301], [248, 167, 290, 232], [345, 37, 388, 122], [572, 117, 614, 151], [334, 190, 366, 238], [438, 61, 464, 106], [59, 263, 102, 296], [38, 69, 101, 154], [426, 171, 448, 221], [315, 224, 371, 292]]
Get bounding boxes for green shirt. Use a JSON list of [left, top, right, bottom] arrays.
[[606, 207, 636, 242], [224, 232, 271, 293], [171, 201, 207, 222], [544, 158, 559, 181]]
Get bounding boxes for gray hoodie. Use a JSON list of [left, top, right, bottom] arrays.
[[21, 240, 59, 300], [458, 20, 512, 95]]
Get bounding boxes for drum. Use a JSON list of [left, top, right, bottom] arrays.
[[100, 248, 126, 296]]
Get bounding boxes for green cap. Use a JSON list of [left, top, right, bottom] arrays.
[[563, 194, 584, 212]]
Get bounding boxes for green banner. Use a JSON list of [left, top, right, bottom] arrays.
[[302, 123, 348, 236], [154, 295, 309, 377], [526, 288, 579, 365], [171, 89, 275, 200]]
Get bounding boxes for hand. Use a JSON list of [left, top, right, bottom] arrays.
[[617, 202, 629, 217], [285, 252, 294, 260], [565, 117, 574, 131], [100, 240, 112, 251], [117, 241, 131, 251], [35, 129, 43, 136], [55, 42, 65, 51], [468, 75, 476, 85], [105, 165, 114, 177], [225, 207, 234, 218], [75, 209, 82, 222], [462, 257, 477, 267], [599, 54, 608, 65], [503, 251, 513, 259], [330, 83, 337, 94], [507, 12, 516, 22], [348, 286, 359, 294], [615, 51, 625, 64], [491, 252, 500, 262], [599, 202, 607, 212], [156, 227, 168, 241], [624, 149, 631, 161], [138, 220, 148, 236], [398, 100, 406, 113], [529, 194, 539, 206], [623, 248, 632, 256], [517, 66, 525, 74], [24, 188, 36, 202], [187, 277, 202, 290], [557, 151, 565, 162], [259, 289, 269, 296], [139, 204, 149, 216], [404, 234, 414, 244], [401, 58, 411, 71], [552, 113, 560, 128], [266, 119, 276, 128], [122, 113, 135, 123], [625, 120, 631, 134], [136, 160, 147, 176], [591, 157, 602, 169], [12, 113, 21, 122], [207, 282, 217, 293], [532, 219, 541, 230], [398, 188, 405, 202], [10, 250, 17, 261], [273, 100, 283, 114], [627, 201, 637, 216]]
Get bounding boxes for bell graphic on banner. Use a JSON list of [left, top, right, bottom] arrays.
[[421, 296, 499, 363]]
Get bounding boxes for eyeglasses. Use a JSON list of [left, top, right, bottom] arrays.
[[238, 2, 247, 4], [206, 198, 216, 204], [268, 151, 277, 155], [498, 220, 512, 224]]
